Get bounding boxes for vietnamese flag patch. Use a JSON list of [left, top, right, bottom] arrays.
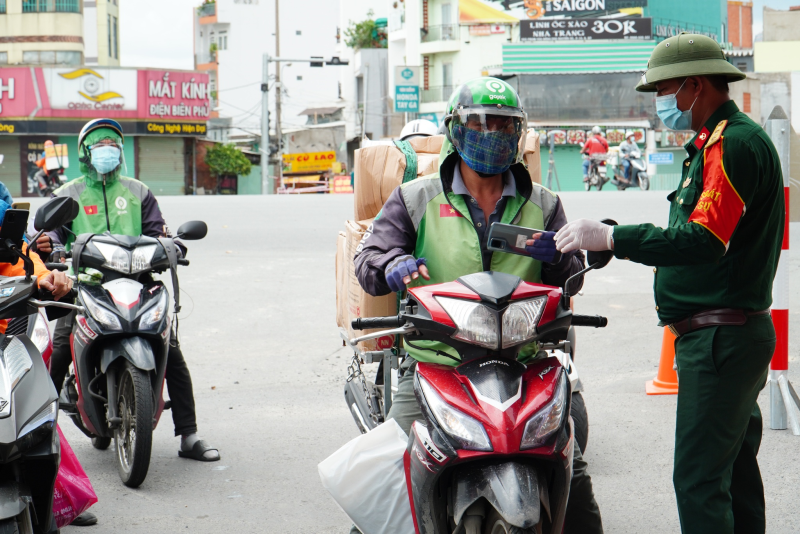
[[439, 204, 463, 218], [84, 205, 98, 215]]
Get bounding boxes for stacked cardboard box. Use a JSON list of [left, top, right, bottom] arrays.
[[337, 130, 541, 350]]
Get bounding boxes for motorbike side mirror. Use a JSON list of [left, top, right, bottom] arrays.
[[176, 221, 207, 240], [34, 197, 79, 232]]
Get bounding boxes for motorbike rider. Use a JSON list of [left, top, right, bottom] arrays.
[[618, 132, 639, 183], [580, 126, 609, 183], [34, 119, 221, 464], [32, 141, 64, 196], [399, 118, 438, 141], [354, 78, 604, 534]]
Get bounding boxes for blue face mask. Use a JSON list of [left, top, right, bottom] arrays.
[[655, 79, 697, 131], [90, 145, 121, 175], [451, 125, 520, 176]]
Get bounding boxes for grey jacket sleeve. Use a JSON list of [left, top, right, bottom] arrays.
[[354, 186, 417, 296], [541, 196, 586, 295]]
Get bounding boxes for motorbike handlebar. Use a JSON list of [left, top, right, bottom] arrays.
[[45, 262, 68, 271], [351, 316, 403, 330], [571, 314, 608, 328], [177, 258, 190, 266]]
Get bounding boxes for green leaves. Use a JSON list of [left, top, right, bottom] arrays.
[[205, 144, 252, 178], [343, 9, 387, 50]]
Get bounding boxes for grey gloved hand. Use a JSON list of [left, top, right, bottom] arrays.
[[555, 219, 614, 253]]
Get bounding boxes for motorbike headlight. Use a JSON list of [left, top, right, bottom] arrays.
[[502, 297, 547, 348], [131, 244, 158, 274], [418, 375, 492, 451], [18, 401, 57, 438], [94, 242, 131, 273], [81, 290, 122, 331], [520, 371, 567, 450], [138, 292, 168, 329], [30, 311, 51, 356], [436, 297, 498, 350]]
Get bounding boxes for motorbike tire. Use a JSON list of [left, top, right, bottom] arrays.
[[483, 507, 538, 534], [92, 436, 112, 450], [114, 361, 153, 488], [638, 173, 650, 191], [583, 180, 591, 191], [571, 392, 589, 454]]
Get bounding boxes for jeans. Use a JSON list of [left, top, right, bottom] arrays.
[[351, 359, 603, 534], [49, 311, 199, 436], [622, 159, 632, 180], [582, 159, 591, 177]]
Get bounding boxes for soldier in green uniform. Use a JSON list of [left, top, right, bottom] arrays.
[[552, 33, 785, 534]]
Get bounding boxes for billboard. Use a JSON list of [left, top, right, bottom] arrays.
[[460, 0, 647, 23], [394, 66, 420, 113], [520, 17, 652, 41], [283, 151, 336, 174], [43, 68, 138, 112]]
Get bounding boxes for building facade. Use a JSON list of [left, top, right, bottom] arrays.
[[0, 0, 84, 66], [84, 0, 121, 66]]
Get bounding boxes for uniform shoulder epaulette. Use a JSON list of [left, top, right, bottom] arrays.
[[705, 119, 728, 149]]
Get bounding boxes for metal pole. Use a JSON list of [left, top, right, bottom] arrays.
[[275, 0, 282, 193], [192, 137, 197, 195], [361, 65, 369, 143], [764, 105, 797, 432], [261, 53, 270, 195]]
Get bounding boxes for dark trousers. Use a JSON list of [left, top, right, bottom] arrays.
[[351, 361, 604, 534], [49, 312, 198, 437], [673, 315, 775, 534]]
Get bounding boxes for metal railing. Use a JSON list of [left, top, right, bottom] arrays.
[[421, 85, 454, 104], [421, 24, 459, 43], [197, 2, 216, 18]]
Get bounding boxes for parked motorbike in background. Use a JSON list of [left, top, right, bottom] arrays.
[[57, 221, 207, 487], [339, 240, 613, 532]]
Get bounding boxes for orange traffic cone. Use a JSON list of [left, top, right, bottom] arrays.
[[645, 327, 679, 395]]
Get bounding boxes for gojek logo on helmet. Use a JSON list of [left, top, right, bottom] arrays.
[[485, 80, 508, 101]]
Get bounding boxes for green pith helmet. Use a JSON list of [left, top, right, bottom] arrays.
[[636, 33, 746, 92]]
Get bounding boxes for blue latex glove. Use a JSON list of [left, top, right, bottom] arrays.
[[525, 231, 557, 263], [385, 255, 427, 293]]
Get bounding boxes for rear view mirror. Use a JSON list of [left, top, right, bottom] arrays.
[[34, 197, 79, 232], [587, 219, 619, 269], [176, 221, 207, 241]]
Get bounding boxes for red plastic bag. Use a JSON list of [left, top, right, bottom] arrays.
[[53, 425, 98, 528]]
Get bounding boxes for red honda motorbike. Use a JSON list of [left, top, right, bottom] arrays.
[[347, 249, 612, 534]]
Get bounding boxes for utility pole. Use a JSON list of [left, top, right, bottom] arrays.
[[261, 53, 270, 194], [274, 0, 282, 193]]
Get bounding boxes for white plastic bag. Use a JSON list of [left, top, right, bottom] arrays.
[[318, 419, 415, 534]]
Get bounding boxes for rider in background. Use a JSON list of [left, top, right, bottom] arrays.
[[618, 132, 639, 184], [35, 118, 221, 464], [580, 126, 609, 184]]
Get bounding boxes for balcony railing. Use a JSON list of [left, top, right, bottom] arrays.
[[195, 53, 217, 66], [197, 2, 216, 18], [421, 24, 459, 43], [421, 85, 454, 104], [22, 0, 80, 12]]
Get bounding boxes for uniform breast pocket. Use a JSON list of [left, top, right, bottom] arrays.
[[673, 186, 698, 224]]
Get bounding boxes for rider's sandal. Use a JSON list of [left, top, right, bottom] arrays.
[[178, 439, 220, 462]]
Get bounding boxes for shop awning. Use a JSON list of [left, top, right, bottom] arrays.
[[503, 41, 655, 75]]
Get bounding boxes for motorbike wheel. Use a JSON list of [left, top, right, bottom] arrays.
[[92, 436, 112, 450], [583, 180, 591, 191], [483, 507, 538, 534], [638, 173, 650, 191], [571, 392, 589, 454], [114, 362, 153, 488]]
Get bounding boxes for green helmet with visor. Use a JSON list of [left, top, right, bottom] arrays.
[[444, 77, 527, 176], [78, 118, 126, 182]]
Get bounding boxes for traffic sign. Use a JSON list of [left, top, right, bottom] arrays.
[[394, 66, 420, 113], [648, 152, 674, 165]]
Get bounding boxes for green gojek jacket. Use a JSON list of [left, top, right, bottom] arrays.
[[354, 139, 586, 366]]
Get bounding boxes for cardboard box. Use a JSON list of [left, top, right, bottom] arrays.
[[523, 130, 542, 185], [336, 219, 398, 352], [354, 135, 444, 221]]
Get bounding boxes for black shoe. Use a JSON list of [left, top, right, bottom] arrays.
[[71, 512, 98, 526]]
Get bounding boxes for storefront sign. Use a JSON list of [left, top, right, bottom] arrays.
[[469, 24, 507, 36], [394, 66, 420, 113], [542, 0, 647, 15], [330, 175, 353, 194], [648, 152, 674, 165], [521, 17, 652, 40], [43, 68, 138, 112], [654, 22, 718, 43], [138, 122, 207, 136], [282, 151, 336, 174], [143, 70, 211, 120]]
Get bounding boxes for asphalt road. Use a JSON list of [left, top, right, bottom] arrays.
[[35, 191, 799, 534]]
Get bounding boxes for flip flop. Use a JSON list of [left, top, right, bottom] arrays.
[[178, 439, 220, 462]]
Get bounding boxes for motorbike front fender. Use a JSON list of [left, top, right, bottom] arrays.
[[100, 336, 155, 373], [452, 461, 543, 529], [0, 481, 29, 521]]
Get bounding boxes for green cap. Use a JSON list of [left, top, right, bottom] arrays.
[[636, 33, 745, 92]]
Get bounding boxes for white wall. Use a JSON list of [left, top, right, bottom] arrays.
[[84, 5, 98, 64]]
